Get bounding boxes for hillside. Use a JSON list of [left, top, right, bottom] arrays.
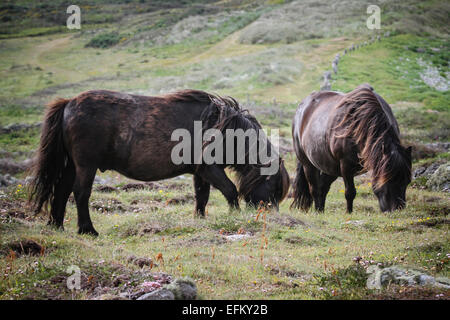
[[0, 0, 449, 300]]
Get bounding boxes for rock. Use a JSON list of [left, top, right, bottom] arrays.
[[343, 220, 366, 226], [165, 277, 197, 300], [127, 255, 154, 268], [270, 214, 305, 227], [0, 158, 32, 175], [417, 57, 449, 91], [426, 162, 450, 192], [323, 71, 332, 81], [95, 294, 129, 300], [320, 80, 331, 91], [424, 142, 450, 152], [413, 166, 426, 179], [413, 162, 442, 179], [0, 122, 41, 134], [332, 62, 338, 74], [137, 288, 175, 300], [224, 234, 252, 241], [320, 71, 332, 91], [367, 265, 450, 290], [0, 174, 20, 187]]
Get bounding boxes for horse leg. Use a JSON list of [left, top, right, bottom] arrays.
[[48, 159, 76, 229], [340, 162, 356, 213], [193, 174, 210, 217], [196, 165, 239, 210], [303, 165, 323, 212], [72, 165, 98, 235], [318, 173, 337, 211]]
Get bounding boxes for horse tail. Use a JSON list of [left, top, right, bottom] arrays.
[[290, 161, 312, 210], [28, 98, 71, 214]]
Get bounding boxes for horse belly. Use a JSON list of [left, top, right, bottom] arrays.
[[122, 153, 190, 181], [301, 115, 340, 176]]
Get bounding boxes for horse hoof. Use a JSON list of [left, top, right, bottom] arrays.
[[78, 228, 99, 236], [47, 221, 64, 230]]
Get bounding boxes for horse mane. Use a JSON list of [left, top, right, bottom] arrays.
[[164, 89, 289, 200], [335, 85, 411, 190], [199, 91, 267, 199]]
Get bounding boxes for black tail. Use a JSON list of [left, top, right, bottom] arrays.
[[290, 161, 312, 210], [28, 98, 70, 214]]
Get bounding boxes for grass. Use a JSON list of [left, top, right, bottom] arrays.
[[1, 178, 449, 299], [0, 0, 449, 300]]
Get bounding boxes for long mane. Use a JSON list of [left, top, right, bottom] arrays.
[[165, 89, 288, 200], [334, 85, 411, 190]]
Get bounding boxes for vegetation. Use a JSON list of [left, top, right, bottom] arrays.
[[0, 0, 448, 300], [85, 32, 121, 48]]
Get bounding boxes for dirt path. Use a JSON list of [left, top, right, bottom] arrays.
[[28, 35, 79, 78]]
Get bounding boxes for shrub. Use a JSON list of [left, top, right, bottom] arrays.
[[85, 32, 120, 48]]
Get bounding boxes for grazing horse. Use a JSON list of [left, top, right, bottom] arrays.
[[291, 84, 411, 213], [29, 90, 289, 235]]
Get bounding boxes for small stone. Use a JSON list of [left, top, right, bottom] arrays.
[[366, 265, 450, 290], [165, 277, 197, 300], [137, 288, 175, 300], [95, 294, 129, 300], [224, 234, 252, 241], [344, 220, 366, 226], [426, 162, 450, 192]]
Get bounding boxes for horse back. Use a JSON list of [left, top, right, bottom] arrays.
[[61, 90, 203, 179], [292, 91, 346, 175]]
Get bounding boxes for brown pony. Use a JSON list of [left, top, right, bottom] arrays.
[[29, 90, 289, 235], [291, 84, 411, 213]]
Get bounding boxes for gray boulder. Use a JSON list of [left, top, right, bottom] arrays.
[[426, 162, 450, 192], [0, 174, 19, 187], [137, 288, 175, 300], [332, 62, 338, 74], [367, 265, 450, 290], [165, 277, 197, 300]]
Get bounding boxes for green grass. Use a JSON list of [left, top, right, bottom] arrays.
[[1, 179, 449, 299], [333, 35, 449, 110]]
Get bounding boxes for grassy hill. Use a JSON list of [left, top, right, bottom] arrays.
[[0, 0, 448, 300]]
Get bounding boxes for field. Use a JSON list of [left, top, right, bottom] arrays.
[[0, 0, 449, 300]]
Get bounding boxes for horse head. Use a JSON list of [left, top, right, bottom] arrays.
[[373, 145, 412, 212], [240, 158, 290, 210]]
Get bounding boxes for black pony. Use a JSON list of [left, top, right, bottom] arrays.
[[29, 89, 289, 235], [291, 84, 411, 213]]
